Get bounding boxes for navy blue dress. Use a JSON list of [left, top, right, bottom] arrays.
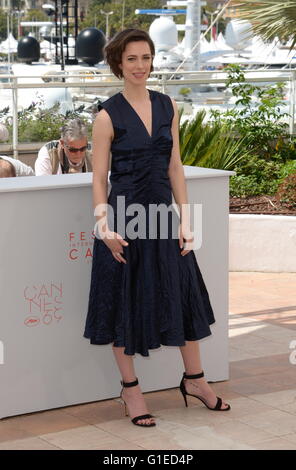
[[84, 89, 215, 357]]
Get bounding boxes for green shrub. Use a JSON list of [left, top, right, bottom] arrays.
[[278, 159, 296, 179], [275, 173, 296, 207], [210, 64, 291, 162], [2, 100, 93, 143], [179, 109, 252, 170], [179, 87, 192, 97], [229, 155, 283, 197]]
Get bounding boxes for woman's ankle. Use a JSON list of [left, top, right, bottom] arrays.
[[121, 376, 137, 385]]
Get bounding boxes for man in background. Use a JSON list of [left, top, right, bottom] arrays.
[[35, 118, 92, 175]]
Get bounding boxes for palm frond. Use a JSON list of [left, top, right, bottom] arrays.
[[179, 111, 252, 170], [236, 1, 296, 47]]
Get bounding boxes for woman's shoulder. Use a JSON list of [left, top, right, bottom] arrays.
[[151, 89, 175, 105], [150, 89, 170, 100], [97, 92, 121, 113], [150, 89, 175, 118], [96, 93, 124, 128]]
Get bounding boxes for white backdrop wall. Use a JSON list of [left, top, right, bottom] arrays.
[[0, 167, 233, 418]]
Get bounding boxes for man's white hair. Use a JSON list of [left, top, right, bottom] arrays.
[[60, 118, 88, 142]]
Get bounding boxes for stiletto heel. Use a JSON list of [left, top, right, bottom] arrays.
[[179, 371, 231, 411], [120, 377, 156, 427], [180, 383, 188, 407]]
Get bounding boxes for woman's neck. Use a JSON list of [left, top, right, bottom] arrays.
[[122, 84, 149, 102]]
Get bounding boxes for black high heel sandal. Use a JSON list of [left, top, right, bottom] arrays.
[[120, 377, 156, 427], [180, 371, 231, 411]]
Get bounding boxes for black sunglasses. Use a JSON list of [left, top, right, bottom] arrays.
[[64, 143, 88, 153]]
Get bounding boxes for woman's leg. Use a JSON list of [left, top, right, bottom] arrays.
[[179, 340, 229, 409], [112, 346, 155, 425]]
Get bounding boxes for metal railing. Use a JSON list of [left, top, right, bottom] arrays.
[[1, 68, 296, 158]]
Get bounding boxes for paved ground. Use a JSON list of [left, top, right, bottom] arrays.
[[0, 272, 295, 450]]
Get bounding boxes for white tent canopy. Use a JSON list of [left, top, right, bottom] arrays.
[[214, 33, 233, 51], [0, 33, 18, 54]]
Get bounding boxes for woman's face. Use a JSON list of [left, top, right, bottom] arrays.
[[120, 40, 153, 84]]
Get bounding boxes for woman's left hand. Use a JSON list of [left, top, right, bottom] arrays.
[[179, 224, 194, 256]]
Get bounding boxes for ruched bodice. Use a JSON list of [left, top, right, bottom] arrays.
[[107, 90, 174, 207], [84, 89, 215, 357]]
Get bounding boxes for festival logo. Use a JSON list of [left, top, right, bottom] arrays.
[[23, 282, 63, 327], [68, 231, 95, 262]]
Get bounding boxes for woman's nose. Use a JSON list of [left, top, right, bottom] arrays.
[[135, 59, 145, 68]]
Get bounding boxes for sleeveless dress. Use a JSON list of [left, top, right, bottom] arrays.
[[84, 89, 215, 357]]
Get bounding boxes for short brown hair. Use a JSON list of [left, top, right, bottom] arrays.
[[105, 29, 155, 79]]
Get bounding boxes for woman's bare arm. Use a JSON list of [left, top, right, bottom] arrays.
[[92, 109, 128, 262], [92, 109, 113, 232], [168, 98, 193, 254]]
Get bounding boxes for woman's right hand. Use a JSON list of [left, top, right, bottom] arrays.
[[101, 229, 129, 264]]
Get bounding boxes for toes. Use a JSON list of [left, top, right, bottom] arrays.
[[137, 418, 155, 426]]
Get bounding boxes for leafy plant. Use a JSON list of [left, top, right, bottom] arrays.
[[2, 98, 92, 143], [0, 107, 9, 120], [179, 87, 192, 97], [278, 159, 296, 179], [210, 64, 291, 160], [229, 154, 283, 197], [275, 172, 296, 206], [179, 108, 252, 170]]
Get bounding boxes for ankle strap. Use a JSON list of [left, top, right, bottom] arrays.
[[121, 377, 139, 388], [183, 371, 204, 379]]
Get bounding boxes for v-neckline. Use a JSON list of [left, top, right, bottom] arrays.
[[120, 89, 153, 139]]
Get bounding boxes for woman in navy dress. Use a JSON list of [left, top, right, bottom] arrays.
[[84, 29, 230, 427]]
